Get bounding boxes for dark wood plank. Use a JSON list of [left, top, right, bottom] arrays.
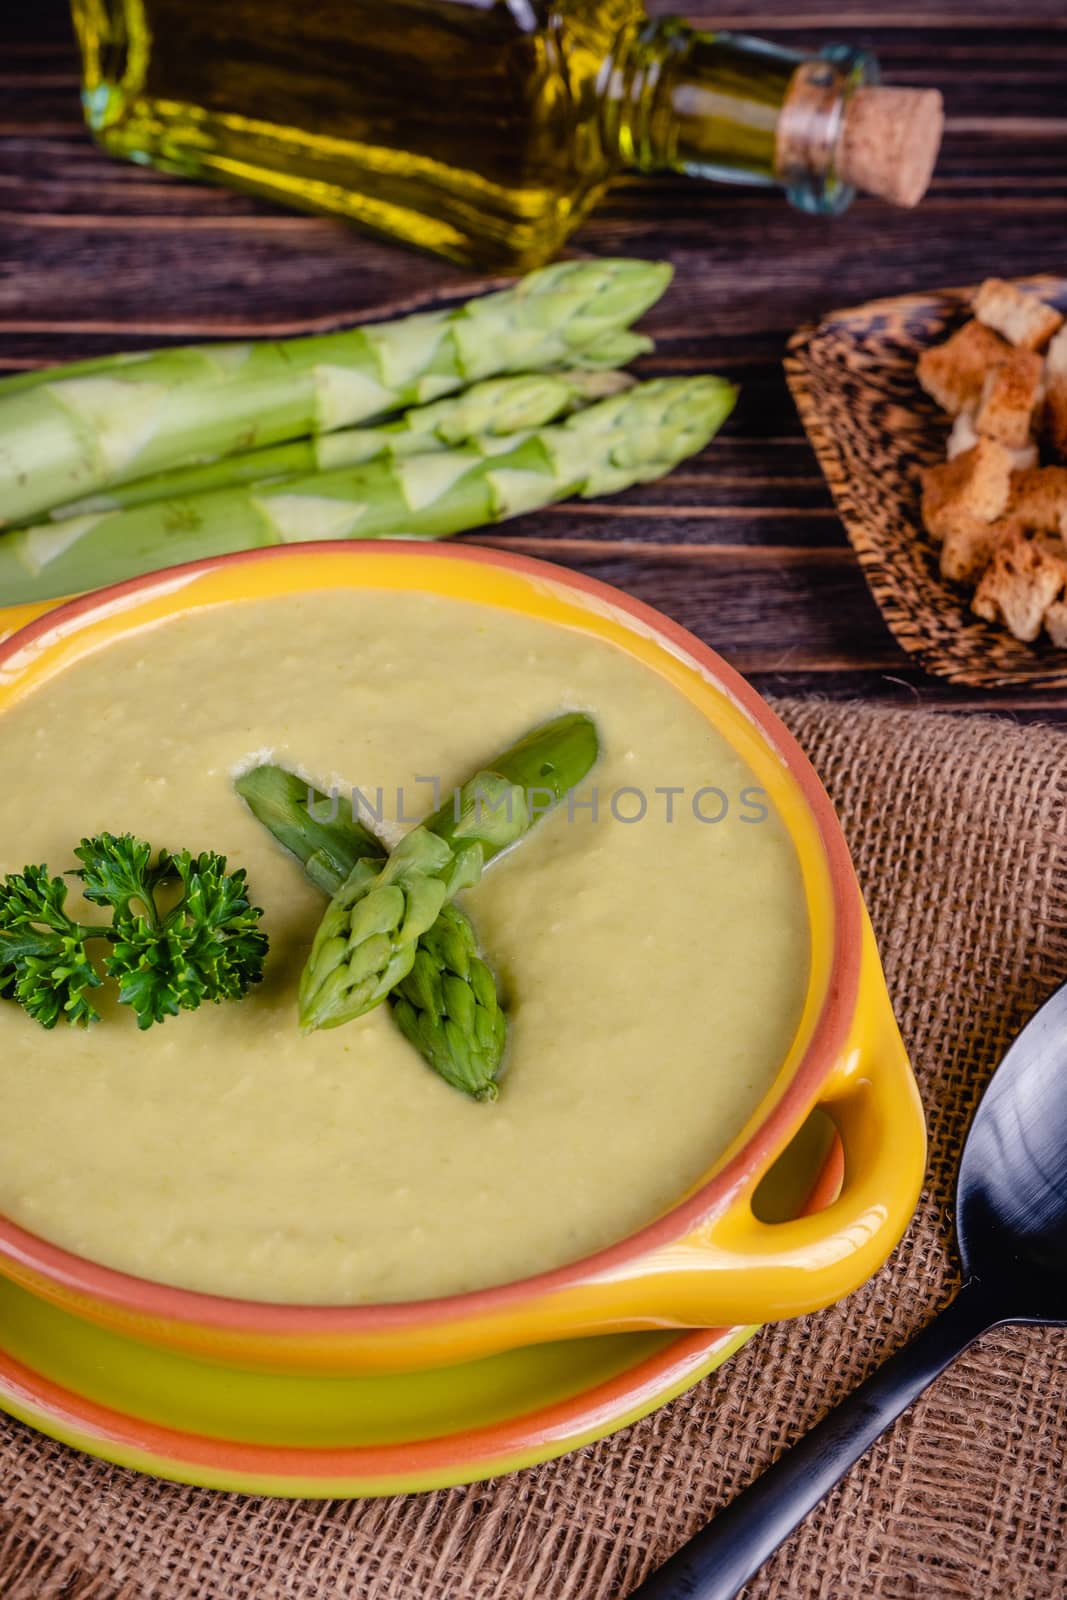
[[2, 1, 1067, 719]]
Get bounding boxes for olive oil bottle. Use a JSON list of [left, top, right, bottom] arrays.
[[71, 0, 943, 271]]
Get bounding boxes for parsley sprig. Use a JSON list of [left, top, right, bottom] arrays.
[[0, 833, 268, 1030]]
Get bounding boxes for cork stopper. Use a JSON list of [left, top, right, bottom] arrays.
[[838, 86, 944, 208]]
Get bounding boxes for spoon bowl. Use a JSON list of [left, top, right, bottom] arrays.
[[957, 980, 1067, 1319]]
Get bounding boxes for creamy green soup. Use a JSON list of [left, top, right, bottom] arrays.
[[0, 589, 808, 1303]]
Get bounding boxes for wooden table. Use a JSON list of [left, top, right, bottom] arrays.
[[4, 1, 1066, 719]]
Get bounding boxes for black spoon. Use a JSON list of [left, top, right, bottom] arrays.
[[631, 980, 1067, 1600]]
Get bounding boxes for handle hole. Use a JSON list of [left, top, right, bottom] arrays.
[[751, 1110, 843, 1224]]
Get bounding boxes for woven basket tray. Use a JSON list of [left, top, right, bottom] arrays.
[[785, 275, 1067, 689]]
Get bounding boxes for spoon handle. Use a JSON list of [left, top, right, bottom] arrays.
[[630, 1283, 994, 1600]]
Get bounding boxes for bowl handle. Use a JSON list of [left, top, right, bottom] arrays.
[[674, 919, 926, 1325]]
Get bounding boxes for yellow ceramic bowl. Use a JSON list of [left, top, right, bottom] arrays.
[[0, 543, 926, 1376]]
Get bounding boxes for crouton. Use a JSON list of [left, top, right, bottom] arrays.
[[948, 410, 1038, 468], [1042, 329, 1067, 459], [1046, 385, 1067, 460], [1043, 377, 1067, 462], [921, 439, 1014, 540], [973, 278, 1064, 352], [917, 319, 1012, 415], [1048, 326, 1067, 379], [974, 347, 1043, 449], [972, 528, 1067, 641], [939, 513, 1020, 585], [915, 288, 1067, 647], [1006, 465, 1067, 532], [1045, 599, 1067, 649]]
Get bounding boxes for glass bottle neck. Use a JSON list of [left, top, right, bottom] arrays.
[[602, 23, 880, 216]]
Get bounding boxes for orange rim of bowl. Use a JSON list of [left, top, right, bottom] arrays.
[[0, 542, 863, 1339]]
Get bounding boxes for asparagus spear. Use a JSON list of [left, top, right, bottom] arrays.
[[299, 713, 599, 1034], [390, 909, 507, 1102], [565, 328, 652, 370], [234, 764, 384, 894], [0, 259, 671, 525], [235, 764, 506, 1099], [36, 369, 634, 522], [0, 377, 736, 606]]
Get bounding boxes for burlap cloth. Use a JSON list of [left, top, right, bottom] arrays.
[[3, 699, 1066, 1600]]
